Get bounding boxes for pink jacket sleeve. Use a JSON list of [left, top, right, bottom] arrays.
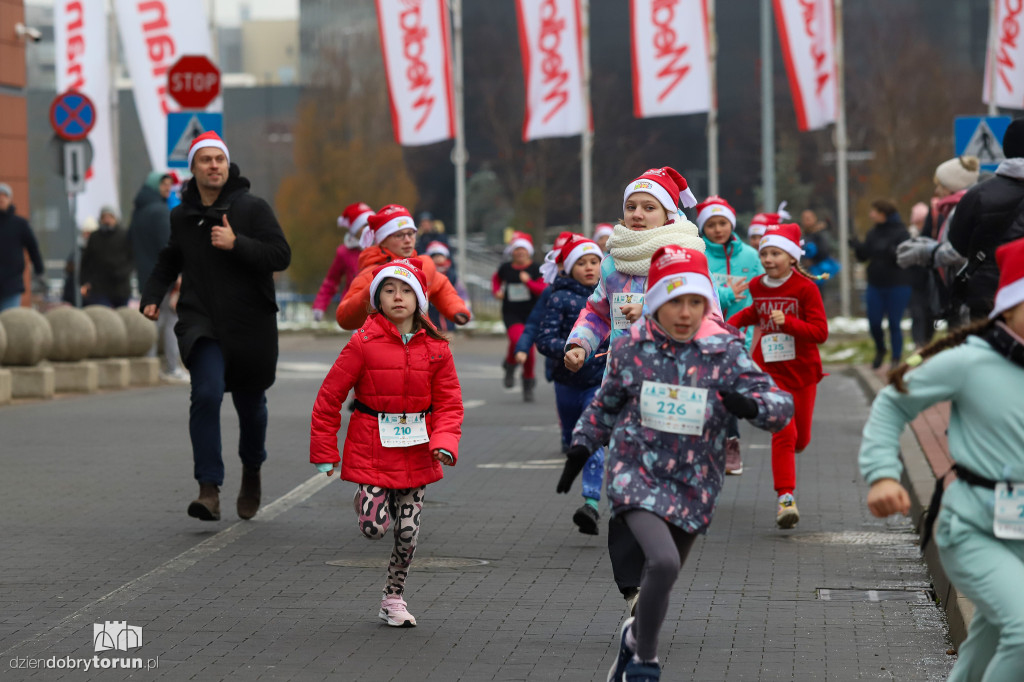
[[565, 276, 611, 359], [312, 245, 348, 313]]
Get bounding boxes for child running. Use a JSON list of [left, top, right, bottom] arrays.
[[534, 236, 607, 534], [310, 258, 463, 628], [493, 231, 545, 401], [565, 245, 793, 682], [311, 202, 373, 322], [696, 195, 764, 475], [727, 223, 829, 528], [860, 236, 1024, 682]]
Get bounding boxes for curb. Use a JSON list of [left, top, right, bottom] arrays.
[[846, 365, 973, 648]]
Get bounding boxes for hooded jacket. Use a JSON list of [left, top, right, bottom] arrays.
[[702, 233, 763, 348], [128, 183, 171, 288]]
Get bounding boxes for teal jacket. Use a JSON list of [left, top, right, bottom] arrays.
[[859, 336, 1024, 536], [703, 233, 763, 347]]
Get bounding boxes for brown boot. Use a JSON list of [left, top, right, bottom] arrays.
[[237, 466, 261, 520], [188, 483, 220, 521]]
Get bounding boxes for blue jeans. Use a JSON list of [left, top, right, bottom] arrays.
[[554, 382, 604, 501], [865, 285, 911, 361], [0, 292, 22, 311], [188, 338, 268, 486]]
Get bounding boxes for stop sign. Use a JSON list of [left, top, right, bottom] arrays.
[[167, 55, 220, 109]]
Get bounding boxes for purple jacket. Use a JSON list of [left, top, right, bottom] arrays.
[[571, 316, 793, 534]]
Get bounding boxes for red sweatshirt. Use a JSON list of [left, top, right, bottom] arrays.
[[727, 271, 828, 392]]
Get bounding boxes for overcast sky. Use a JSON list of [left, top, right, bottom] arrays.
[[28, 0, 299, 27]]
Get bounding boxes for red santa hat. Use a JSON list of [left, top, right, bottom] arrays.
[[360, 204, 417, 249], [557, 237, 602, 275], [593, 223, 615, 241], [990, 236, 1024, 319], [758, 223, 805, 262], [338, 202, 374, 236], [540, 231, 581, 283], [748, 212, 781, 238], [187, 131, 229, 169], [425, 240, 450, 258], [695, 196, 737, 231], [504, 230, 534, 257], [622, 166, 697, 216], [369, 257, 429, 313], [645, 245, 716, 313]]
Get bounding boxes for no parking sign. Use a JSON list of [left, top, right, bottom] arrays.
[[50, 90, 96, 142]]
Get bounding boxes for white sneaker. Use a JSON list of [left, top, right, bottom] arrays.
[[160, 368, 190, 384], [379, 595, 417, 627]]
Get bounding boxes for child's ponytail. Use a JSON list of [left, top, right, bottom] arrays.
[[887, 317, 996, 393], [794, 262, 830, 282]]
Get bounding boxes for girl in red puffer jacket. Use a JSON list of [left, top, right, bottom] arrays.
[[310, 257, 464, 628]]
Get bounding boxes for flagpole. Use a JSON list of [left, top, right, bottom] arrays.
[[834, 0, 851, 318], [451, 0, 468, 270], [760, 0, 775, 211], [988, 0, 998, 116], [581, 0, 593, 237], [707, 0, 718, 196]]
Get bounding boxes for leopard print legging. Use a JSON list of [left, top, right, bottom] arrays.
[[354, 485, 426, 597]]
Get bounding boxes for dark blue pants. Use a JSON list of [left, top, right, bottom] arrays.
[[865, 285, 912, 361], [188, 338, 267, 486], [554, 382, 604, 500]]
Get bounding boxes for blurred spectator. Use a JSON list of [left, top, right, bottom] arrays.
[[63, 217, 98, 305], [0, 182, 44, 311], [80, 205, 133, 307]]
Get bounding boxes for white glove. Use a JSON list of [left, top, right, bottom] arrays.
[[312, 308, 324, 322], [895, 238, 937, 269]]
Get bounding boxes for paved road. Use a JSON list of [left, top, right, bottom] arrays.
[[1, 334, 954, 680]]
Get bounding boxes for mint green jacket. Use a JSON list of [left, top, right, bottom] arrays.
[[703, 234, 763, 347]]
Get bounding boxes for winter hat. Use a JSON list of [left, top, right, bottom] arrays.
[[337, 202, 374, 236], [99, 205, 118, 219], [645, 245, 716, 313], [187, 131, 229, 169], [0, 183, 11, 198], [990, 236, 1024, 319], [369, 257, 429, 313], [143, 171, 168, 191], [622, 166, 697, 216], [361, 204, 416, 249], [540, 231, 580, 283], [758, 223, 805, 262], [695, 196, 736, 231], [557, 237, 602, 275], [593, 223, 615, 241], [504, 230, 534, 257], [934, 156, 980, 193], [748, 212, 781, 238], [1001, 118, 1024, 159], [425, 241, 450, 258]]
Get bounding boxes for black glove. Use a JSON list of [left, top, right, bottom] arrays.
[[719, 391, 758, 419], [557, 445, 591, 493]]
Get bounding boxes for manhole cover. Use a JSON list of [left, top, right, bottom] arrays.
[[787, 531, 916, 546], [818, 588, 933, 602], [326, 556, 489, 569]]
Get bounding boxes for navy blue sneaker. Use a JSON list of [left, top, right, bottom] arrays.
[[606, 617, 635, 682], [623, 658, 661, 681]]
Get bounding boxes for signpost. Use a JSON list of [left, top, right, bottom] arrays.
[[167, 55, 221, 109], [955, 115, 1012, 172], [166, 112, 223, 169]]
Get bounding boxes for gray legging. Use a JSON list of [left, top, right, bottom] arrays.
[[623, 509, 698, 661]]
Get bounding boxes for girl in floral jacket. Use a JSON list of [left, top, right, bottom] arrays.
[[565, 246, 793, 682]]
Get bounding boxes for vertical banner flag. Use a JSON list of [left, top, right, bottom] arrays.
[[115, 0, 217, 170], [515, 0, 586, 141], [773, 0, 837, 131], [55, 0, 118, 224], [630, 0, 711, 119], [984, 0, 1024, 110], [375, 0, 455, 146]]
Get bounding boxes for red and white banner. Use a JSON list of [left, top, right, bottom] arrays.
[[984, 0, 1024, 110], [630, 0, 711, 119], [55, 0, 118, 224], [515, 0, 587, 141], [773, 0, 837, 131], [115, 0, 217, 170], [376, 0, 455, 147]]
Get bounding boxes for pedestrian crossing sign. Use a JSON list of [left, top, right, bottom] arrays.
[[954, 116, 1011, 172], [166, 112, 223, 169]]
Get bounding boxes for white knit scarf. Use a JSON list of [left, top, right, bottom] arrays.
[[606, 218, 706, 276]]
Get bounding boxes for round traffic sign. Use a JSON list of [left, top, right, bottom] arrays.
[[50, 90, 96, 142], [168, 55, 221, 109]]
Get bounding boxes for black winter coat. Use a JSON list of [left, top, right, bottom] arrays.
[[947, 172, 1024, 318], [0, 205, 44, 297], [128, 184, 171, 288], [81, 226, 133, 301], [852, 214, 911, 288], [140, 165, 291, 392]]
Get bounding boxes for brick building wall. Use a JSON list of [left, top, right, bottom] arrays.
[[1, 0, 30, 303]]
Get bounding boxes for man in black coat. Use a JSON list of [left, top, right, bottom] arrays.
[[947, 117, 1024, 321], [0, 183, 45, 311], [141, 133, 291, 522], [80, 206, 133, 307]]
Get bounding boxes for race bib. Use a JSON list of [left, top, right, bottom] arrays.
[[994, 482, 1024, 539], [612, 292, 643, 330], [506, 282, 531, 302], [378, 412, 429, 448], [760, 333, 796, 362], [640, 381, 708, 435]]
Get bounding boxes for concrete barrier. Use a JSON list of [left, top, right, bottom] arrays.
[[49, 360, 99, 393], [0, 368, 10, 404], [10, 365, 55, 399], [45, 307, 97, 362], [83, 306, 128, 358], [128, 357, 160, 386], [116, 307, 157, 357], [95, 358, 130, 389], [0, 307, 52, 366], [0, 317, 7, 364]]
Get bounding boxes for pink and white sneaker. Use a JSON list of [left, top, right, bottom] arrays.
[[378, 595, 417, 627]]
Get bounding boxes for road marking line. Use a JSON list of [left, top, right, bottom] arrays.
[[463, 400, 486, 409], [478, 458, 564, 469]]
